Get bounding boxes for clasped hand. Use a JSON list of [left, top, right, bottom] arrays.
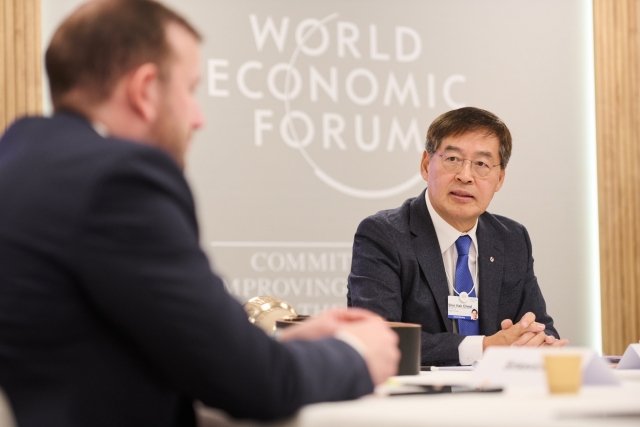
[[277, 308, 400, 385], [483, 312, 569, 350]]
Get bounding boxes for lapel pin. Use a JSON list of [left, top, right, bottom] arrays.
[[490, 257, 494, 262]]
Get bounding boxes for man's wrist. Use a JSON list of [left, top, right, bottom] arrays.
[[459, 335, 484, 365], [482, 334, 496, 351], [334, 330, 367, 360]]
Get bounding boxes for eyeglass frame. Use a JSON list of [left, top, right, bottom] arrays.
[[435, 153, 502, 178]]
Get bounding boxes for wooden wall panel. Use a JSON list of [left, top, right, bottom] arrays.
[[0, 2, 5, 131], [594, 0, 640, 356], [0, 0, 41, 133], [3, 0, 17, 129]]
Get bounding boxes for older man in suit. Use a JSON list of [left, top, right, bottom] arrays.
[[0, 1, 400, 426], [348, 107, 568, 366]]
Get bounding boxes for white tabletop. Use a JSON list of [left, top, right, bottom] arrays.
[[198, 370, 640, 427]]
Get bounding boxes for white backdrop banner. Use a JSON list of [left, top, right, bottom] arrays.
[[42, 0, 600, 349]]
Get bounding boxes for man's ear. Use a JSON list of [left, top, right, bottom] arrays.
[[126, 63, 162, 122], [420, 150, 430, 182], [494, 167, 506, 192]]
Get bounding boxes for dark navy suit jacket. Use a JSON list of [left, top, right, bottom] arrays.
[[0, 113, 373, 427], [347, 189, 559, 365]]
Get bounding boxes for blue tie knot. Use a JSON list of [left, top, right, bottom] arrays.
[[455, 235, 472, 256]]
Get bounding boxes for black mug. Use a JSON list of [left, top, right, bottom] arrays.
[[276, 317, 421, 376], [387, 322, 421, 375]]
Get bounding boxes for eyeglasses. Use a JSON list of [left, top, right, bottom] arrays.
[[436, 154, 501, 178]]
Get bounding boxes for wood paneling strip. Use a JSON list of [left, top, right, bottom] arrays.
[[25, 0, 36, 112], [14, 0, 26, 117], [0, 0, 41, 133], [0, 0, 5, 130], [31, 0, 41, 113], [594, 0, 640, 356], [4, 0, 16, 130]]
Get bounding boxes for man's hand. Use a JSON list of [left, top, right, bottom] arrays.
[[277, 308, 379, 342], [339, 317, 400, 385], [542, 336, 569, 347], [483, 312, 547, 350], [278, 308, 400, 385], [483, 312, 544, 348], [499, 317, 569, 348]]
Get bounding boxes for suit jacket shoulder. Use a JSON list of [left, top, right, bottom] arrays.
[[0, 114, 374, 427]]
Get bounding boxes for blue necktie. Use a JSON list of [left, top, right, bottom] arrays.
[[455, 235, 479, 335]]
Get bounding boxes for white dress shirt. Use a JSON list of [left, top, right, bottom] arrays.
[[425, 192, 484, 365]]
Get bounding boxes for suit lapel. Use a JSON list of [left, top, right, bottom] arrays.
[[477, 215, 504, 336], [410, 190, 452, 332]]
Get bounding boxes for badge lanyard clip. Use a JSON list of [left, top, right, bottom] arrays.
[[445, 252, 479, 302]]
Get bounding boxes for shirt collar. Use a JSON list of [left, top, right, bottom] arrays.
[[91, 121, 109, 138], [425, 190, 479, 254]]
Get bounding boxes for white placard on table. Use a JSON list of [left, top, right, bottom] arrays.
[[469, 347, 620, 388], [617, 343, 640, 369]]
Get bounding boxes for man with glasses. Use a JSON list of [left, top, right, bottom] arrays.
[[347, 107, 567, 367]]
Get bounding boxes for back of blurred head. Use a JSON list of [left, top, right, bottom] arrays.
[[45, 0, 204, 168]]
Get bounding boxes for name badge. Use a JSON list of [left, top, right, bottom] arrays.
[[447, 295, 479, 320]]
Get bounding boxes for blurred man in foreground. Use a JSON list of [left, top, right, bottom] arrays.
[[348, 107, 567, 366], [0, 1, 399, 426]]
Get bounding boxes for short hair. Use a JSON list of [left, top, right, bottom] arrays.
[[45, 0, 201, 109], [425, 107, 512, 169]]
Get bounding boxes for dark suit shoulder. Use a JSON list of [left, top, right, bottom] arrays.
[[358, 195, 414, 234], [480, 211, 528, 237], [0, 114, 194, 260], [2, 114, 188, 198], [5, 114, 176, 163], [478, 211, 533, 269]]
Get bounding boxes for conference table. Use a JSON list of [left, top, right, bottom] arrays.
[[197, 369, 640, 427]]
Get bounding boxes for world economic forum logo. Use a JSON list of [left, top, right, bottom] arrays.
[[208, 13, 466, 199]]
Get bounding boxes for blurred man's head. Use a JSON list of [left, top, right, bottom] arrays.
[[45, 0, 204, 168]]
